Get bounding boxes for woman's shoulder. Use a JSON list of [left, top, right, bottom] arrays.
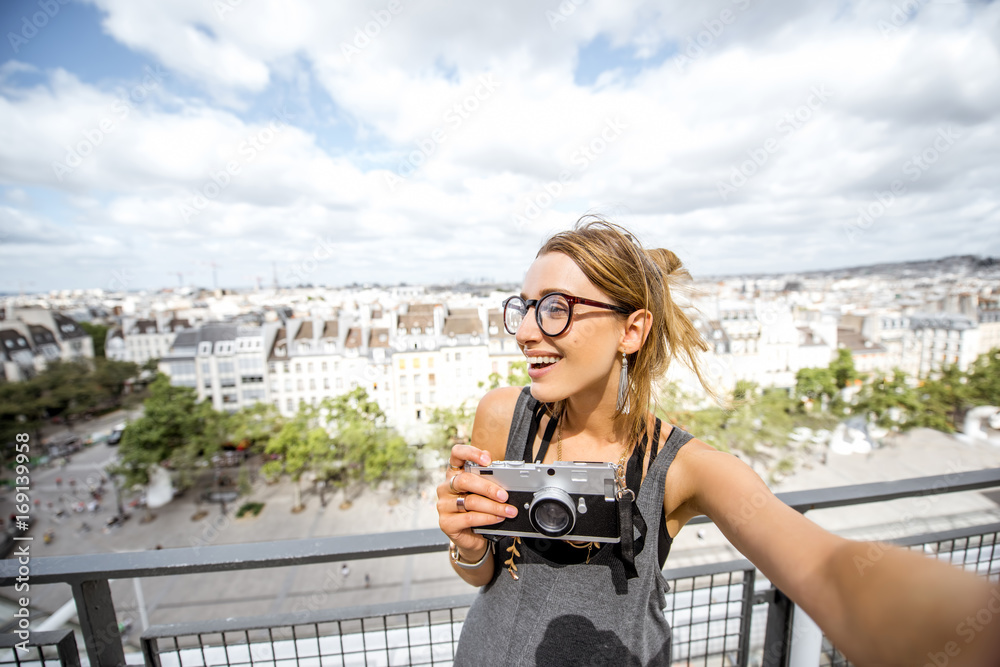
[[477, 385, 528, 415], [471, 386, 528, 459]]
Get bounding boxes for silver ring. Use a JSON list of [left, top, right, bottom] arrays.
[[448, 475, 460, 495], [456, 496, 467, 512]]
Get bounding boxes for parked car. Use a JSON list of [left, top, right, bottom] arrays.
[[107, 423, 126, 446]]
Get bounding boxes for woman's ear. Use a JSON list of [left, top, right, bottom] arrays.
[[621, 309, 652, 354]]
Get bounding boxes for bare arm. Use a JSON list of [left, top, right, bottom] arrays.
[[436, 387, 521, 587], [671, 443, 1000, 667]]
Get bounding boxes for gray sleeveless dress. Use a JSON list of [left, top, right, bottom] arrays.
[[453, 388, 694, 667]]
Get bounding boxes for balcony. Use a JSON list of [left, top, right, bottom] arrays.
[[2, 468, 999, 667]]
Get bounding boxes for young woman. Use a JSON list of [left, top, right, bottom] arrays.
[[437, 218, 1000, 667]]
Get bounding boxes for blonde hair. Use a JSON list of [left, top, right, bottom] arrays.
[[538, 216, 711, 445]]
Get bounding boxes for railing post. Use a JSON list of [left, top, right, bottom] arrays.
[[71, 578, 126, 667], [761, 587, 794, 667], [54, 628, 83, 667], [736, 568, 756, 667]]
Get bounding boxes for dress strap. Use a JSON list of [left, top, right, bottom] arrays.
[[648, 418, 662, 464], [505, 386, 541, 460]]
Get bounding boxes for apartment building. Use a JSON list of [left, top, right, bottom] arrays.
[[864, 312, 980, 376], [106, 316, 191, 365], [0, 307, 94, 381], [160, 323, 268, 412]]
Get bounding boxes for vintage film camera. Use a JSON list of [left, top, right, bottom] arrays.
[[466, 460, 622, 542]]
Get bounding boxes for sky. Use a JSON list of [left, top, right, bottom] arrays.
[[1, 0, 999, 293]]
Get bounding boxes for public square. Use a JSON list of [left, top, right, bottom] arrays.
[[3, 411, 1000, 656]]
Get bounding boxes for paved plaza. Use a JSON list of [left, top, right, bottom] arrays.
[[2, 413, 1000, 653]]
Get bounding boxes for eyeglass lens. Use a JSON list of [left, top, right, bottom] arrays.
[[504, 294, 571, 336]]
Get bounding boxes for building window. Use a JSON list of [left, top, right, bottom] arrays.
[[308, 362, 314, 373], [283, 362, 290, 373], [413, 358, 421, 368], [295, 363, 302, 373], [268, 362, 276, 373], [323, 378, 330, 389], [322, 361, 328, 372], [309, 378, 316, 390], [455, 352, 461, 361], [428, 373, 435, 386], [297, 379, 304, 391], [414, 374, 422, 386], [401, 392, 408, 405], [414, 392, 422, 405], [428, 357, 434, 368], [284, 379, 292, 391], [336, 378, 343, 389], [286, 398, 293, 412], [398, 359, 406, 369], [429, 391, 435, 404]]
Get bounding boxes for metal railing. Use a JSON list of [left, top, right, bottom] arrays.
[[2, 468, 999, 667]]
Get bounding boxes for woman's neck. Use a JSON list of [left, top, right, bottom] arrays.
[[561, 387, 626, 449]]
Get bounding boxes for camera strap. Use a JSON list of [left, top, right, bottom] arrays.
[[616, 429, 652, 579], [616, 475, 647, 579]]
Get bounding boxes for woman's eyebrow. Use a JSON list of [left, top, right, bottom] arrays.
[[519, 287, 563, 300]]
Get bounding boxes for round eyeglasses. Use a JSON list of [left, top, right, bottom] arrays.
[[502, 292, 631, 337]]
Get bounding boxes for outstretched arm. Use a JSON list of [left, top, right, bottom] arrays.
[[674, 443, 1000, 667]]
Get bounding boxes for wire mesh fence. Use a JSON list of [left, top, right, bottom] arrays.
[[136, 523, 1000, 667]]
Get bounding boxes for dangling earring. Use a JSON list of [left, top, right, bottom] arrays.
[[616, 351, 630, 414]]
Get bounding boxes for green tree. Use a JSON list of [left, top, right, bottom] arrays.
[[228, 402, 283, 452], [261, 403, 314, 510], [966, 348, 1000, 407], [910, 364, 970, 432], [321, 388, 417, 493], [93, 359, 140, 407], [114, 374, 218, 489], [262, 389, 417, 511], [0, 378, 47, 447], [427, 403, 475, 456], [852, 369, 920, 429], [830, 347, 858, 389], [33, 360, 103, 426], [506, 361, 529, 387], [483, 361, 530, 390], [80, 322, 109, 359], [795, 366, 837, 405]]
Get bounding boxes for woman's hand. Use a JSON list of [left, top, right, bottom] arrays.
[[436, 443, 518, 562]]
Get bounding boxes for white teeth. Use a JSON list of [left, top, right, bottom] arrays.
[[528, 356, 560, 365]]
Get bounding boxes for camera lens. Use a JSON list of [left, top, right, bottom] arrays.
[[528, 488, 575, 537]]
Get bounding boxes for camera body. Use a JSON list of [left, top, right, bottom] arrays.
[[466, 460, 621, 543]]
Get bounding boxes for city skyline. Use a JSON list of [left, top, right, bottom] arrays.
[[1, 1, 999, 293]]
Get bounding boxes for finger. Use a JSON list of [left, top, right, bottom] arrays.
[[446, 472, 509, 504], [458, 493, 518, 520], [438, 500, 514, 532], [449, 443, 492, 469]]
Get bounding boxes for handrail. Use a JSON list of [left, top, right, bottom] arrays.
[[3, 467, 999, 584], [688, 466, 1000, 523]]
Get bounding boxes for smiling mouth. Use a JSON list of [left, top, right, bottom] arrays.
[[528, 356, 561, 369]]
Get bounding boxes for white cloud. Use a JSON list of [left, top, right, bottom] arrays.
[[1, 0, 999, 291]]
